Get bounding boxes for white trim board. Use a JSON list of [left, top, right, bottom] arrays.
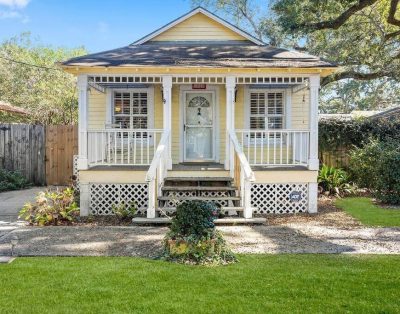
[[132, 7, 264, 46]]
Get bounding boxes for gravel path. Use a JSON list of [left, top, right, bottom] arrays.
[[0, 223, 398, 257]]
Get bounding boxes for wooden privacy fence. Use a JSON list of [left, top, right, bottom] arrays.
[[0, 124, 78, 186], [319, 148, 350, 169]]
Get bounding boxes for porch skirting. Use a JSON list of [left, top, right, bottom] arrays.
[[83, 182, 312, 216], [251, 183, 309, 214]]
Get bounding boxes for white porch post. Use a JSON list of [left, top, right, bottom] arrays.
[[162, 75, 173, 170], [308, 75, 320, 170], [225, 76, 236, 172], [77, 74, 89, 170], [308, 75, 320, 214]]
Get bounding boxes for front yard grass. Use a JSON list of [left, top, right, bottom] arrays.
[[335, 197, 400, 227], [0, 255, 399, 313]]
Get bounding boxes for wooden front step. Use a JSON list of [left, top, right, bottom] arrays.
[[158, 196, 241, 202]]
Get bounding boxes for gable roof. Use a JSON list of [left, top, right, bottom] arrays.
[[61, 7, 336, 70], [133, 7, 264, 46]]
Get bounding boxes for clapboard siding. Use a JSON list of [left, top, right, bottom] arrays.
[[151, 12, 246, 42]]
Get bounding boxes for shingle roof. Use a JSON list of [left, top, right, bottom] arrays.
[[62, 41, 335, 68]]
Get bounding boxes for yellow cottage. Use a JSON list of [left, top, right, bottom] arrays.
[[62, 7, 336, 222]]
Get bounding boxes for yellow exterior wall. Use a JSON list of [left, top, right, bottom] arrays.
[[88, 89, 106, 130], [292, 89, 310, 129], [151, 12, 246, 42], [254, 170, 318, 183], [79, 170, 147, 183]]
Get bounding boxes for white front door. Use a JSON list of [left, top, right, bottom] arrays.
[[183, 91, 215, 162]]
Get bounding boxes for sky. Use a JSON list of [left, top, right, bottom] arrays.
[[0, 0, 195, 52]]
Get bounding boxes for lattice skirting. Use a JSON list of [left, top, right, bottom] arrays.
[[72, 155, 79, 191], [89, 183, 148, 215], [251, 183, 309, 214]]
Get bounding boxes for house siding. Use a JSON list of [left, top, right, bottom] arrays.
[[151, 13, 247, 42]]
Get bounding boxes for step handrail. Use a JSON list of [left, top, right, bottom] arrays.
[[146, 130, 170, 182], [229, 130, 255, 182]]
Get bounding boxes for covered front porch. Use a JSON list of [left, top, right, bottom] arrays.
[[76, 73, 320, 218]]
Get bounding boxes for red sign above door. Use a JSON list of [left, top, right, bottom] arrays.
[[192, 84, 207, 90]]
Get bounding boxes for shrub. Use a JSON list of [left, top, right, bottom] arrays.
[[318, 164, 356, 196], [19, 187, 79, 225], [111, 201, 137, 220], [350, 139, 400, 204], [0, 169, 31, 192], [163, 201, 237, 265]]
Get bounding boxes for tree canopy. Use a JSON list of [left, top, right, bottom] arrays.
[[0, 33, 86, 124], [193, 0, 400, 113]]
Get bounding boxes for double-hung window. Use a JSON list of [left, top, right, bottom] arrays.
[[113, 91, 148, 129], [249, 90, 285, 140]]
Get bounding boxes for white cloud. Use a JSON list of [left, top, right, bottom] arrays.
[[0, 0, 30, 8], [0, 9, 29, 22]]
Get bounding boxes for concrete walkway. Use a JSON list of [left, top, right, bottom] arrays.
[[0, 187, 44, 222]]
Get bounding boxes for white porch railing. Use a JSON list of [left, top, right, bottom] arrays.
[[145, 130, 171, 218], [228, 130, 255, 218], [235, 129, 310, 166], [87, 129, 164, 166]]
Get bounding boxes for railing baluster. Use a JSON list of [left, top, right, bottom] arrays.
[[286, 131, 289, 165], [147, 131, 150, 164], [280, 131, 283, 165], [127, 131, 130, 164], [133, 131, 137, 164], [273, 132, 276, 165], [267, 130, 270, 165], [260, 132, 264, 165], [107, 132, 111, 164], [141, 131, 144, 165], [254, 131, 257, 165], [300, 132, 303, 165], [114, 132, 117, 165], [293, 132, 296, 165], [95, 132, 98, 164]]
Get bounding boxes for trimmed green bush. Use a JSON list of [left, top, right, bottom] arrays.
[[0, 169, 31, 192], [163, 201, 237, 265], [350, 139, 400, 204]]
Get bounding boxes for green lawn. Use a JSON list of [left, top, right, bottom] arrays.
[[335, 197, 400, 227], [0, 255, 399, 313]]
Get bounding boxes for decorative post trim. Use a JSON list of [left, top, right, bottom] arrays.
[[77, 74, 88, 170], [308, 75, 320, 170], [225, 76, 236, 171], [162, 76, 173, 169]]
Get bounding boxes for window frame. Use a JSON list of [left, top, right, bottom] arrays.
[[111, 88, 154, 130], [245, 88, 287, 145]]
